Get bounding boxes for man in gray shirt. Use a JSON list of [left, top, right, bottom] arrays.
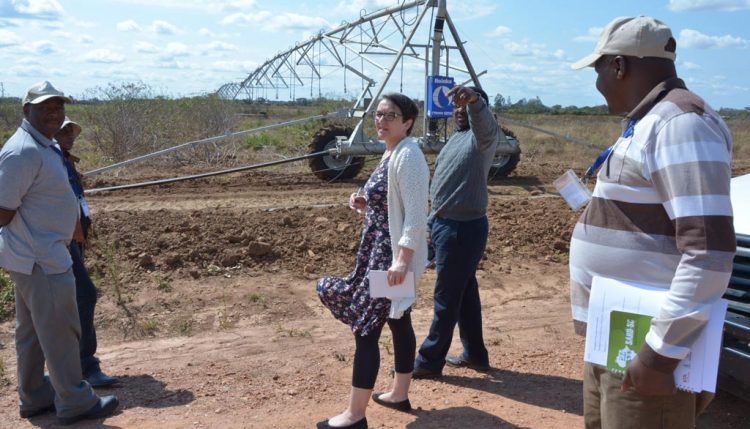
[[413, 85, 497, 378], [0, 81, 118, 425]]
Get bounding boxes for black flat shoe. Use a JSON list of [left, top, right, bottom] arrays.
[[316, 417, 367, 429], [372, 392, 411, 412]]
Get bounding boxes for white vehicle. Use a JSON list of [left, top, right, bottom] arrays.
[[720, 173, 750, 400]]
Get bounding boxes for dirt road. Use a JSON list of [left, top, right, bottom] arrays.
[[0, 161, 747, 428]]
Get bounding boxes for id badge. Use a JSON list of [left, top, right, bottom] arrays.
[[553, 169, 591, 210]]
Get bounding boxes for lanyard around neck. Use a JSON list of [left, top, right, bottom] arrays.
[[584, 118, 637, 179]]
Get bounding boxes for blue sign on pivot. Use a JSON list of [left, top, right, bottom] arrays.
[[427, 75, 454, 118]]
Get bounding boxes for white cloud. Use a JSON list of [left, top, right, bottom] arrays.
[[333, 0, 396, 16], [151, 19, 180, 35], [447, 0, 497, 21], [574, 27, 602, 43], [487, 25, 511, 38], [117, 19, 142, 32], [134, 41, 159, 53], [154, 58, 189, 69], [0, 0, 63, 20], [111, 0, 256, 13], [83, 49, 126, 63], [679, 28, 750, 49], [199, 27, 216, 38], [668, 0, 750, 11], [209, 59, 258, 72], [200, 41, 238, 52], [222, 11, 328, 31], [164, 42, 189, 56], [0, 28, 21, 46], [24, 40, 57, 55], [681, 61, 701, 70]]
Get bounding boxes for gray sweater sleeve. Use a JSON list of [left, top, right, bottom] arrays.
[[468, 98, 499, 151]]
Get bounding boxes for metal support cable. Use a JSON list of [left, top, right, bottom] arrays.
[[83, 112, 341, 178], [85, 150, 332, 194], [496, 115, 600, 150]]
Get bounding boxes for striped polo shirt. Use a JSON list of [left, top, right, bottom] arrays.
[[569, 77, 735, 360]]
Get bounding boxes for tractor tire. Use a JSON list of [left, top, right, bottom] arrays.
[[308, 125, 366, 181], [489, 126, 521, 178]]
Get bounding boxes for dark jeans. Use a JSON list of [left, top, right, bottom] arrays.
[[416, 216, 489, 372], [352, 313, 416, 389], [69, 241, 101, 377]]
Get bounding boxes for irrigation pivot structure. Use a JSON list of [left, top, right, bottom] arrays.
[[218, 0, 521, 181]]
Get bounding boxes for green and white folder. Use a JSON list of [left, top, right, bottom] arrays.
[[606, 310, 652, 374], [584, 276, 728, 393]]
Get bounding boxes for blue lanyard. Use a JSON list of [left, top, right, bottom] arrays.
[[50, 145, 84, 198], [584, 118, 637, 179]]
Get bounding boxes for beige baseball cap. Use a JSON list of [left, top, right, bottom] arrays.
[[60, 117, 82, 138], [571, 16, 676, 70], [22, 81, 72, 105]]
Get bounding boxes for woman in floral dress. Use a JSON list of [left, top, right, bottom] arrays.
[[316, 93, 430, 429]]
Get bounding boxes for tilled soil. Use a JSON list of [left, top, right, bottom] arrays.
[[0, 160, 747, 428]]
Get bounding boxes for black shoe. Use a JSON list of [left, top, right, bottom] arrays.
[[411, 366, 442, 379], [85, 371, 120, 388], [372, 392, 411, 412], [446, 355, 490, 372], [58, 395, 119, 426], [316, 417, 367, 429], [20, 403, 55, 419]]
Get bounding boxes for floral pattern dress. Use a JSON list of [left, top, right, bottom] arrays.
[[317, 156, 394, 336]]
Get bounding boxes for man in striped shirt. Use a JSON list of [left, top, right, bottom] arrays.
[[569, 17, 735, 429]]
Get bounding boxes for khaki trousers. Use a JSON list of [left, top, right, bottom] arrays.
[[11, 265, 98, 418], [583, 362, 712, 429]]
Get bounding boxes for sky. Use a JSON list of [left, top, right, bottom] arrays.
[[1, 0, 749, 109]]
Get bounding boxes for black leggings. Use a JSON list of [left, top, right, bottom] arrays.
[[352, 313, 416, 389]]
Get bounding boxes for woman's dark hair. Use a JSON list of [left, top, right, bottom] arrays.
[[380, 92, 419, 135]]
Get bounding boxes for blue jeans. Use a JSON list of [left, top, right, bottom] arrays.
[[416, 216, 489, 372], [69, 241, 101, 377]]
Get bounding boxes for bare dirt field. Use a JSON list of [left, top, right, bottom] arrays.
[[1, 160, 749, 429]]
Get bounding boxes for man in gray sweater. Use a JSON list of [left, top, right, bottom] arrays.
[[413, 85, 498, 378]]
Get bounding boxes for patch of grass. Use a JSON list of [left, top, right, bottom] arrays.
[[0, 270, 14, 321], [142, 319, 159, 336], [242, 133, 275, 150], [102, 241, 125, 305], [173, 317, 194, 336], [277, 325, 311, 338], [0, 357, 9, 387], [246, 292, 268, 307], [153, 274, 172, 292]]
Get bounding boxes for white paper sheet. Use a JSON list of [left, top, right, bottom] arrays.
[[585, 276, 728, 393], [368, 270, 415, 298]]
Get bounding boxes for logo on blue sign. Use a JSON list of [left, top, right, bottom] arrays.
[[427, 75, 454, 118]]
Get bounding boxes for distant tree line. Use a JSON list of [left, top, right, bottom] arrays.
[[492, 93, 750, 119]]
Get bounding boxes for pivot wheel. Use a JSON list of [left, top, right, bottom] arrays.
[[308, 125, 365, 181], [489, 126, 521, 178]]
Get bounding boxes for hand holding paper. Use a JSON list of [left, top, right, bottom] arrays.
[[368, 270, 415, 298]]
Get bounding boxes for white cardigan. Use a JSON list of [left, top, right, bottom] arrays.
[[386, 137, 430, 319]]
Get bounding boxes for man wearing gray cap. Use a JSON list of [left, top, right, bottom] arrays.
[[0, 81, 119, 425], [569, 17, 734, 428]]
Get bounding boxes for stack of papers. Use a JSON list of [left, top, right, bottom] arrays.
[[584, 276, 727, 393]]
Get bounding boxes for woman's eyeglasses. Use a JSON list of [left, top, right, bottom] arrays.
[[374, 111, 402, 121]]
